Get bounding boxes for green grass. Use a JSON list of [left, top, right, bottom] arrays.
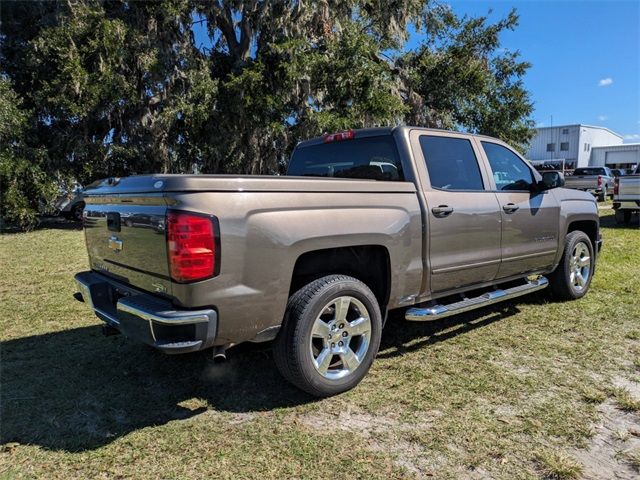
[[534, 449, 583, 480], [610, 387, 640, 413], [1, 212, 639, 479]]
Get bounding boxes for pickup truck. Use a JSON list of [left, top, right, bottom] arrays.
[[74, 127, 602, 397], [564, 167, 615, 201], [613, 163, 640, 224]]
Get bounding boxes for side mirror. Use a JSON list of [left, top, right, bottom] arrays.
[[539, 171, 565, 190]]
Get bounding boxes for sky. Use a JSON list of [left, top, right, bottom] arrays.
[[441, 0, 640, 142], [193, 0, 640, 142]]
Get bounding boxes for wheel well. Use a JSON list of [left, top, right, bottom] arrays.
[[567, 220, 598, 248], [289, 245, 391, 310]]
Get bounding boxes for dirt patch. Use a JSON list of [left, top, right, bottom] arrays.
[[298, 409, 446, 476], [572, 397, 640, 479], [298, 409, 442, 437]]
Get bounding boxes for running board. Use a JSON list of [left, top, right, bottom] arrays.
[[405, 277, 549, 322]]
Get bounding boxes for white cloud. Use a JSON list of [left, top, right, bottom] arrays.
[[597, 115, 608, 121], [623, 134, 640, 141], [598, 77, 613, 87]]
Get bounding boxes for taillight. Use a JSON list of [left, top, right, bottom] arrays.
[[323, 130, 355, 143], [614, 177, 619, 195], [597, 175, 602, 187], [166, 211, 219, 283]]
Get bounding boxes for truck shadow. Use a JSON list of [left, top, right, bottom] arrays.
[[0, 326, 308, 452], [599, 212, 639, 229], [1, 295, 537, 453], [378, 298, 529, 359]]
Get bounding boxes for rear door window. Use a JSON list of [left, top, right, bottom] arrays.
[[419, 136, 484, 190], [287, 136, 403, 181]]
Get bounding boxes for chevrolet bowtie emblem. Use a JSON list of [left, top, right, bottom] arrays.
[[108, 235, 123, 252]]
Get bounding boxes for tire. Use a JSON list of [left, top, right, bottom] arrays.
[[71, 202, 85, 221], [548, 231, 595, 300], [598, 187, 606, 202], [273, 275, 382, 397]]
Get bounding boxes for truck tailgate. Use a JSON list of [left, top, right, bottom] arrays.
[[83, 194, 171, 296], [565, 176, 597, 189], [617, 176, 640, 200]]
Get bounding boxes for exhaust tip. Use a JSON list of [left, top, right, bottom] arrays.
[[212, 346, 227, 363]]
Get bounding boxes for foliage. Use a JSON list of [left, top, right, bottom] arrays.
[[0, 78, 57, 230], [403, 9, 534, 151], [0, 0, 535, 228]]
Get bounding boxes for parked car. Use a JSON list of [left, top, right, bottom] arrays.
[[74, 127, 601, 397], [564, 167, 615, 201], [613, 164, 640, 225], [54, 179, 103, 221], [610, 169, 626, 178], [54, 183, 86, 221]]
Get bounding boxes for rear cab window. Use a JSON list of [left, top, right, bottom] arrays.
[[288, 135, 404, 181], [573, 168, 607, 176]]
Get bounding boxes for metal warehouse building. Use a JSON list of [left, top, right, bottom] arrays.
[[525, 124, 639, 171]]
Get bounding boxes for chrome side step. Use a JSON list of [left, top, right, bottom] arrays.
[[405, 277, 549, 322]]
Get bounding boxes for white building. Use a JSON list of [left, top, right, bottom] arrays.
[[590, 143, 640, 169], [525, 124, 639, 171]]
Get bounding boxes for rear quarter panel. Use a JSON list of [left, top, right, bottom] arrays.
[[169, 187, 423, 345]]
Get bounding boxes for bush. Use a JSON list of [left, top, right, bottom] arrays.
[[0, 78, 57, 231]]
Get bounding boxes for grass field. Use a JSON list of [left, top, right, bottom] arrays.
[[1, 209, 639, 479]]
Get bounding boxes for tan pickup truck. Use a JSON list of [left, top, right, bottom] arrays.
[[74, 127, 602, 396]]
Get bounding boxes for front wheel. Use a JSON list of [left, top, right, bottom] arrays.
[[71, 202, 85, 221], [273, 275, 382, 397], [548, 231, 594, 300]]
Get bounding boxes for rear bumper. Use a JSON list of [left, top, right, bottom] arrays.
[[74, 271, 217, 354], [613, 200, 640, 211]]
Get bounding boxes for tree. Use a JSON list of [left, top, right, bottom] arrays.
[[401, 8, 534, 151], [0, 1, 535, 228], [0, 78, 57, 230]]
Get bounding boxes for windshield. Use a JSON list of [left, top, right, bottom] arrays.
[[287, 136, 404, 181], [574, 168, 605, 176]]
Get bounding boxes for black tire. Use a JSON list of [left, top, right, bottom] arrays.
[[548, 231, 594, 300], [598, 187, 606, 202], [71, 202, 85, 221], [273, 275, 382, 397]]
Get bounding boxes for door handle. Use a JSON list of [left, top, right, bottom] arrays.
[[502, 203, 520, 213], [431, 205, 454, 217]]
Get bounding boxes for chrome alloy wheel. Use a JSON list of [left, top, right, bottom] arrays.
[[569, 241, 591, 292], [309, 296, 371, 380]]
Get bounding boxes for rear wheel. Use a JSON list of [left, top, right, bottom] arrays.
[[273, 275, 382, 397], [598, 187, 607, 202], [548, 231, 594, 300]]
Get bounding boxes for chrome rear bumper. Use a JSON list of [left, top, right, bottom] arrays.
[[74, 271, 217, 354]]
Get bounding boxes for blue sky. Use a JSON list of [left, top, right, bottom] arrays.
[[441, 0, 639, 142], [193, 1, 639, 141]]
